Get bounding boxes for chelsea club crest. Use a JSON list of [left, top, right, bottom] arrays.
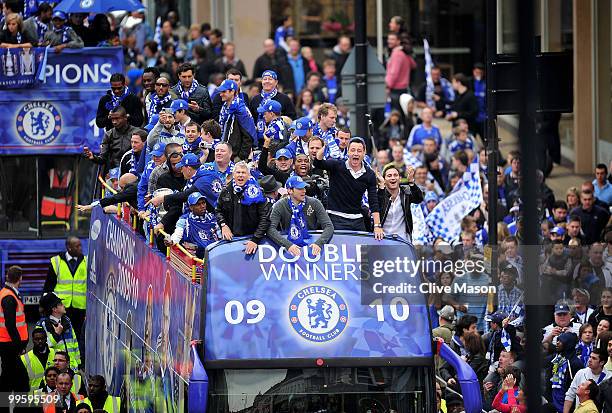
[[16, 102, 61, 145], [289, 285, 349, 343]]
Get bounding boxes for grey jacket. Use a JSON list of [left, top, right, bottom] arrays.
[[148, 163, 169, 193], [42, 26, 83, 48], [268, 196, 334, 248]]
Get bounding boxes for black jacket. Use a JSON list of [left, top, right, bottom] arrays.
[[258, 147, 291, 184], [377, 184, 424, 237], [212, 92, 249, 122], [171, 83, 213, 124], [96, 91, 145, 130], [215, 183, 271, 243], [249, 91, 297, 121], [252, 51, 292, 87], [599, 377, 612, 413], [90, 124, 141, 170], [99, 182, 139, 210], [223, 115, 254, 161], [450, 89, 479, 130]]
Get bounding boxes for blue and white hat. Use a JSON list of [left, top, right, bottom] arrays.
[[52, 10, 67, 20], [150, 142, 166, 157], [217, 79, 238, 92], [187, 191, 207, 206], [261, 70, 278, 80], [294, 116, 313, 137], [176, 153, 201, 168], [275, 148, 293, 159], [257, 100, 281, 114], [285, 175, 308, 189], [170, 99, 189, 113]]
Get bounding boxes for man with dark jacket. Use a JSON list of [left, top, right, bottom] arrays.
[[252, 39, 290, 85], [217, 79, 256, 160], [77, 173, 140, 212], [83, 106, 140, 171], [445, 73, 479, 133], [0, 266, 29, 392], [212, 69, 249, 121], [313, 137, 382, 236], [96, 73, 144, 130], [376, 163, 423, 242], [172, 63, 213, 124], [547, 332, 584, 413], [216, 162, 271, 254], [267, 175, 334, 256], [258, 143, 293, 185], [249, 70, 297, 141], [570, 190, 610, 245]]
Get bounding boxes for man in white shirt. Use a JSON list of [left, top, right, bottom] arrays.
[[563, 348, 611, 413]]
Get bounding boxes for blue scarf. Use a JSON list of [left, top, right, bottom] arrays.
[[105, 87, 130, 111], [176, 79, 199, 100], [577, 341, 593, 367], [182, 137, 202, 153], [183, 212, 219, 248], [149, 93, 172, 118], [313, 123, 341, 159], [53, 25, 70, 44], [287, 197, 311, 246], [218, 99, 232, 131], [33, 17, 48, 40], [256, 88, 278, 140], [219, 96, 256, 142], [232, 177, 265, 205]]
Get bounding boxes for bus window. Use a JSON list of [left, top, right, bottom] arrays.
[[208, 367, 430, 413]]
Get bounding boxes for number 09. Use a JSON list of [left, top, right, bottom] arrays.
[[225, 300, 266, 324]]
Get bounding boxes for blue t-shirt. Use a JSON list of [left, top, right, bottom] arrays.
[[407, 124, 443, 148], [325, 76, 338, 104]]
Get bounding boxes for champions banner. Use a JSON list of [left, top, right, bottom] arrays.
[[0, 47, 123, 155], [86, 207, 201, 412], [205, 233, 433, 365], [0, 46, 46, 88]]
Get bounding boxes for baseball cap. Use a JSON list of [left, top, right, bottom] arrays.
[[187, 191, 207, 206], [52, 10, 67, 20], [484, 311, 507, 325], [275, 148, 293, 160], [551, 226, 566, 236], [170, 99, 189, 113], [216, 79, 238, 92], [424, 191, 438, 203], [176, 153, 201, 169], [145, 114, 159, 132], [262, 70, 278, 80], [438, 305, 455, 322], [554, 303, 571, 314], [150, 142, 166, 157], [285, 175, 308, 189], [257, 100, 281, 114], [293, 117, 313, 137]]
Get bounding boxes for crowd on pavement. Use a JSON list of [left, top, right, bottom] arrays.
[[1, 1, 612, 412]]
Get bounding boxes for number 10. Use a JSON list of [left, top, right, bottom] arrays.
[[369, 297, 410, 321]]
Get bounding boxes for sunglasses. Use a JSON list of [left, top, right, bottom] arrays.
[[111, 86, 124, 91], [155, 82, 169, 87]]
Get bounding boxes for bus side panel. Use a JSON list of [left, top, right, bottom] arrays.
[[86, 208, 201, 412]]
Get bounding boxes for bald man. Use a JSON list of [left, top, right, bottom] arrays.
[[77, 173, 140, 213]]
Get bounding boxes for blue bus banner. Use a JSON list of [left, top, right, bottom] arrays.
[[204, 234, 433, 364], [0, 46, 47, 88], [86, 207, 201, 410], [0, 47, 123, 155]]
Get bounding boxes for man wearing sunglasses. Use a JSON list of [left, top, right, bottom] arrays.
[[147, 75, 177, 119], [96, 72, 144, 131]]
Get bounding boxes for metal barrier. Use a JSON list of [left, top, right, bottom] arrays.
[[97, 175, 203, 283]]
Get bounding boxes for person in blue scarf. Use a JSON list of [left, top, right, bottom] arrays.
[[167, 192, 219, 258], [96, 73, 144, 130], [549, 332, 582, 413], [285, 117, 314, 157], [266, 175, 334, 257], [576, 323, 595, 367], [217, 79, 256, 161], [313, 103, 341, 159], [215, 162, 271, 255], [42, 11, 84, 52]]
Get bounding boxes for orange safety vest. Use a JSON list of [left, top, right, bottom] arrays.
[[41, 169, 73, 220], [43, 392, 84, 413], [0, 287, 28, 342]]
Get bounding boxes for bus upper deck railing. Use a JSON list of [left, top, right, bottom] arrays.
[[97, 175, 204, 283]]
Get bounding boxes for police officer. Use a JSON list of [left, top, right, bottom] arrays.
[[44, 235, 87, 366], [0, 265, 29, 391], [82, 375, 121, 413], [37, 293, 82, 371], [21, 327, 56, 390]]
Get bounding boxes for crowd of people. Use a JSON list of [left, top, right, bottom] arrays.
[[1, 1, 612, 412]]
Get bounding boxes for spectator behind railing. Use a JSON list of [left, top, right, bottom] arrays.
[[42, 11, 83, 53], [0, 13, 35, 49]]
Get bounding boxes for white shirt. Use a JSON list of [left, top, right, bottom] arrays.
[[565, 367, 611, 404], [383, 194, 408, 241], [345, 160, 366, 179]]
